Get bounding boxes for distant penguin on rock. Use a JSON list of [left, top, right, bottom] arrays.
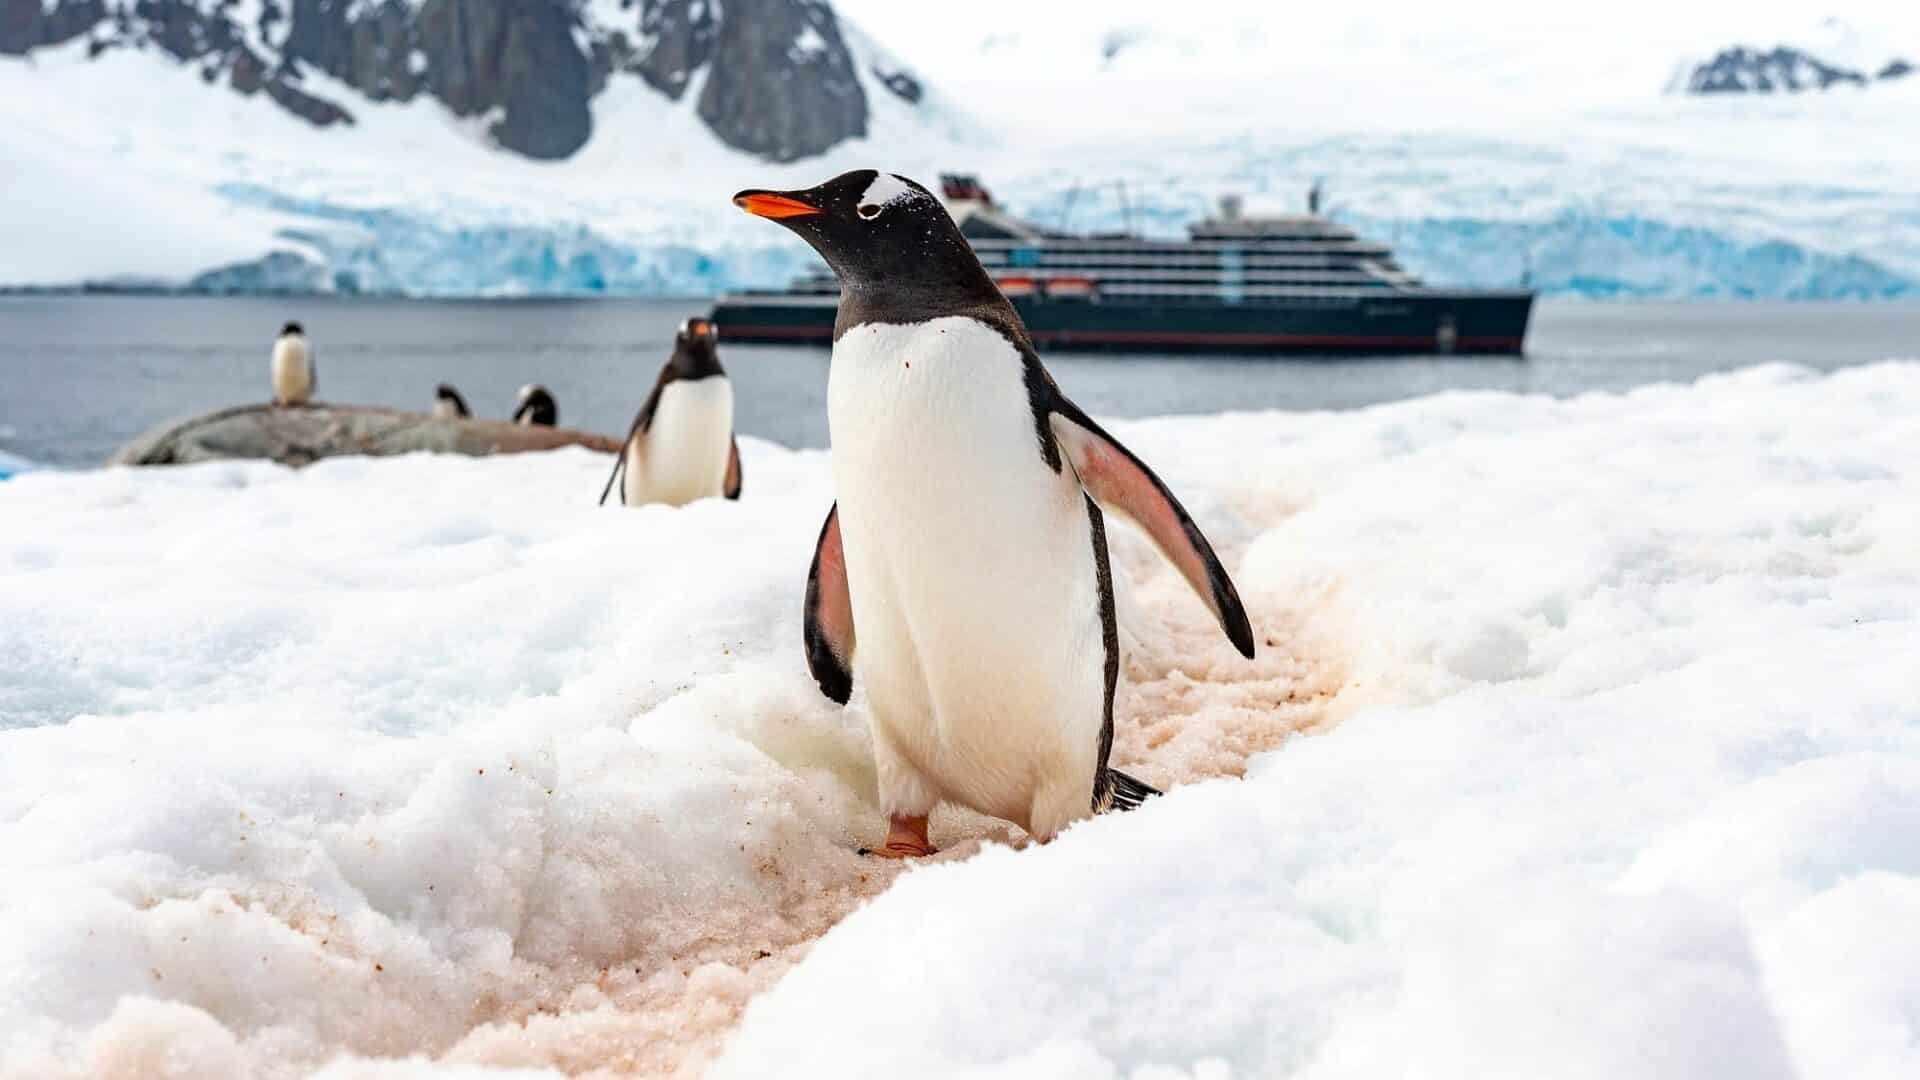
[[737, 170, 1255, 857], [598, 317, 742, 507], [512, 384, 557, 426], [432, 383, 471, 419], [270, 322, 314, 407]]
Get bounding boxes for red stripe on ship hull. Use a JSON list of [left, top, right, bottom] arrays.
[[1030, 329, 1522, 349]]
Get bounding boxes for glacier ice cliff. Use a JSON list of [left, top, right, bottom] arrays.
[[187, 181, 1917, 301], [192, 186, 816, 297]]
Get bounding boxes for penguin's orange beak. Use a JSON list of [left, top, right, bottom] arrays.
[[733, 191, 821, 219]]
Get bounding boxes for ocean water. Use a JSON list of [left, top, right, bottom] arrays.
[[1, 295, 1917, 468]]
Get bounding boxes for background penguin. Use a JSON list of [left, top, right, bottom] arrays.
[[598, 316, 742, 507], [737, 171, 1254, 857], [432, 383, 471, 419], [511, 384, 557, 426], [270, 322, 314, 407]]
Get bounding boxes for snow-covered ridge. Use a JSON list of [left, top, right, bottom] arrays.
[[0, 0, 954, 161], [3, 362, 1917, 1076], [1675, 45, 1915, 94]]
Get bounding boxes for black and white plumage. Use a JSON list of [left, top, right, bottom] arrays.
[[511, 384, 557, 426], [432, 383, 471, 419], [270, 321, 315, 407], [598, 317, 743, 507], [738, 170, 1254, 847]]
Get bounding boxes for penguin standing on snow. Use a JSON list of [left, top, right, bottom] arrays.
[[512, 384, 557, 426], [431, 383, 471, 419], [598, 316, 742, 507], [736, 171, 1254, 857], [270, 322, 315, 407]]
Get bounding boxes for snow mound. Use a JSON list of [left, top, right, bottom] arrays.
[[716, 362, 1920, 1078], [4, 362, 1920, 1077]]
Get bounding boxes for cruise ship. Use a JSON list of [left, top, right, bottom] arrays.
[[710, 175, 1534, 354]]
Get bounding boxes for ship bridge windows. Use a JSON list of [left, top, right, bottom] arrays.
[[986, 267, 1394, 287]]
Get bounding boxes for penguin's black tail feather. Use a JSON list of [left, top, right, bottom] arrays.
[[1102, 769, 1162, 813]]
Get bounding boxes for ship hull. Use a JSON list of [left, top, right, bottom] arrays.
[[710, 292, 1535, 355]]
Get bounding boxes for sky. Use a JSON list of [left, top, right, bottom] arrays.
[[834, 0, 1920, 90]]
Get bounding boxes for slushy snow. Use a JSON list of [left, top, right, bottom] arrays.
[[3, 362, 1920, 1077]]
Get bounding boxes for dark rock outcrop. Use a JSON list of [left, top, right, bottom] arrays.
[[633, 0, 716, 100], [872, 65, 921, 104], [415, 0, 591, 158], [693, 0, 867, 162], [3, 0, 102, 54], [285, 0, 426, 104], [0, 0, 43, 55], [6, 0, 931, 161], [1680, 45, 1913, 95]]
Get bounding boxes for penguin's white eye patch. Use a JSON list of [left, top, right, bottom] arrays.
[[857, 172, 916, 213], [857, 203, 881, 220]]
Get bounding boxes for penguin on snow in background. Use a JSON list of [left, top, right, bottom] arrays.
[[512, 384, 557, 426], [270, 322, 314, 407], [599, 316, 743, 507], [736, 171, 1255, 857]]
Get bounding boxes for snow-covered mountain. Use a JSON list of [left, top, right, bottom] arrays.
[[2, 2, 1918, 299], [0, 0, 935, 161], [1677, 46, 1915, 94]]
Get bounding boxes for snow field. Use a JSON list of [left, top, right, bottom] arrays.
[[716, 362, 1920, 1078], [0, 422, 1328, 1077], [2, 361, 1918, 1077]]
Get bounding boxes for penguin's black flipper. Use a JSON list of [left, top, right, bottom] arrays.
[[599, 374, 675, 506], [596, 444, 630, 506], [725, 437, 743, 500], [803, 503, 856, 704], [1099, 769, 1162, 812], [1046, 398, 1256, 660]]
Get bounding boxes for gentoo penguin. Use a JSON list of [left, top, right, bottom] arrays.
[[736, 171, 1254, 856], [597, 316, 743, 507], [270, 321, 315, 407], [512, 384, 557, 426], [432, 383, 471, 419]]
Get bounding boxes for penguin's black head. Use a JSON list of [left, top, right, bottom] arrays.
[[733, 171, 998, 308], [281, 321, 304, 336], [669, 316, 725, 379], [435, 383, 471, 416], [513, 384, 557, 426]]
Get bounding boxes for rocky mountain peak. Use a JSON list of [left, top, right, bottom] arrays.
[[1, 0, 935, 161], [1678, 44, 1915, 95]]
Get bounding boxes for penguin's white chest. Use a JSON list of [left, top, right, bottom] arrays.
[[828, 317, 1107, 833], [271, 338, 312, 405], [625, 376, 734, 507]]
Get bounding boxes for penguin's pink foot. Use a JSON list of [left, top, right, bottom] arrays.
[[860, 814, 936, 858]]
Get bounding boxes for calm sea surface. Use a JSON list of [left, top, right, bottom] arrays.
[[2, 296, 1917, 468]]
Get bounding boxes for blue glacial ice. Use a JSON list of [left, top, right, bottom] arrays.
[[198, 186, 816, 298], [198, 181, 1916, 300]]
